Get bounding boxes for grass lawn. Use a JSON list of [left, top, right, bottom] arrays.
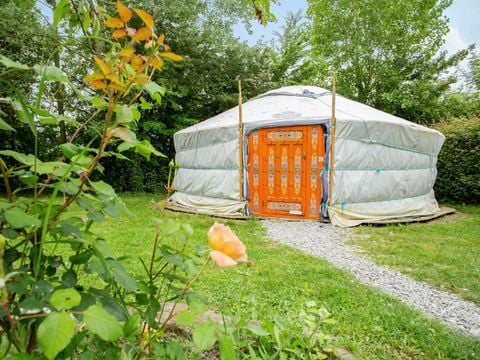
[[352, 205, 480, 306], [83, 194, 480, 359]]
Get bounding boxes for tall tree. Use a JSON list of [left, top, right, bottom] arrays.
[[307, 0, 471, 123], [270, 11, 316, 85]]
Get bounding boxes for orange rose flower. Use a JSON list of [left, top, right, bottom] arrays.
[[208, 223, 248, 267]]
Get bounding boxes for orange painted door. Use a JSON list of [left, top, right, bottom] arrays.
[[248, 125, 325, 219]]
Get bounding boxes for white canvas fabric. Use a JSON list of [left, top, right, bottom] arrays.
[[170, 86, 444, 226]]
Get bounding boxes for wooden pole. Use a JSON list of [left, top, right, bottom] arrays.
[[238, 80, 244, 201], [329, 74, 336, 207]]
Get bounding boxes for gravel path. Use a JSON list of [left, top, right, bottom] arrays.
[[262, 220, 480, 337]]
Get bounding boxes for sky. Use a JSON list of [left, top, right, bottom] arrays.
[[233, 0, 480, 56]]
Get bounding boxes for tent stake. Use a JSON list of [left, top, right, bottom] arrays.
[[329, 74, 336, 207], [238, 80, 244, 201]]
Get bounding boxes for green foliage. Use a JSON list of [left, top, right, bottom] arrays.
[[270, 11, 316, 85], [435, 117, 480, 203], [0, 1, 220, 357], [469, 54, 480, 91], [37, 312, 76, 360], [307, 0, 471, 124], [439, 91, 480, 119]]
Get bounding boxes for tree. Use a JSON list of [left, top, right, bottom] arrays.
[[468, 53, 480, 91], [307, 0, 471, 123], [101, 0, 277, 191], [270, 11, 317, 85]]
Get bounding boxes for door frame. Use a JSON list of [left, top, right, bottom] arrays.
[[246, 124, 326, 219]]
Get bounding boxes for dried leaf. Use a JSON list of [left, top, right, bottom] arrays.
[[119, 47, 135, 58], [132, 26, 152, 42], [93, 56, 112, 75], [149, 56, 164, 69], [83, 71, 104, 83], [116, 1, 132, 23], [108, 83, 126, 93], [156, 34, 165, 45], [130, 56, 144, 70], [134, 9, 154, 30], [112, 29, 127, 39], [105, 17, 124, 28], [160, 52, 183, 62], [90, 80, 107, 90]]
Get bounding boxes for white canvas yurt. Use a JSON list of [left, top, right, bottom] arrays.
[[168, 86, 444, 227]]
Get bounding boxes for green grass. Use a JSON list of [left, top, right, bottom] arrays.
[[352, 205, 480, 306], [84, 195, 480, 359]]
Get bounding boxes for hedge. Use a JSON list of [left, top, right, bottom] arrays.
[[434, 117, 480, 204]]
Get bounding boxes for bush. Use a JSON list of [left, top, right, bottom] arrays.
[[101, 152, 169, 194], [434, 117, 480, 204]]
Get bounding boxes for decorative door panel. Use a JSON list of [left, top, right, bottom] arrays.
[[248, 125, 325, 219]]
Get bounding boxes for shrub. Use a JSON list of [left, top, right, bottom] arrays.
[[434, 117, 480, 204]]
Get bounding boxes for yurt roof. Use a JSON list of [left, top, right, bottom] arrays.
[[177, 85, 436, 135]]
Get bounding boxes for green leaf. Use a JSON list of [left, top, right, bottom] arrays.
[[142, 82, 166, 104], [118, 141, 136, 153], [0, 55, 30, 70], [135, 140, 165, 161], [140, 97, 153, 110], [37, 312, 75, 360], [6, 354, 36, 360], [160, 219, 181, 236], [186, 292, 207, 315], [113, 128, 137, 142], [175, 310, 196, 327], [69, 251, 93, 265], [90, 180, 116, 196], [192, 321, 217, 351], [108, 259, 138, 291], [0, 118, 14, 131], [245, 322, 270, 336], [54, 0, 71, 27], [219, 334, 236, 360], [18, 297, 45, 315], [0, 150, 36, 166], [60, 143, 81, 159], [92, 239, 115, 259], [34, 65, 68, 82], [123, 313, 142, 338], [11, 99, 34, 132], [114, 104, 134, 124], [50, 288, 81, 310], [18, 172, 38, 187], [84, 304, 123, 342], [4, 207, 41, 229], [32, 161, 65, 175]]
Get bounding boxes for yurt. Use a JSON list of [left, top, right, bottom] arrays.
[[168, 86, 444, 227]]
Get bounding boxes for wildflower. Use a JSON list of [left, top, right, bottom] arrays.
[[208, 223, 248, 268]]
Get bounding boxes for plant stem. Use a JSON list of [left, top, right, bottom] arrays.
[[0, 159, 12, 202], [159, 256, 211, 331], [148, 223, 161, 283]]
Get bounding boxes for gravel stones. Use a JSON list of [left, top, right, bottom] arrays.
[[262, 220, 480, 337]]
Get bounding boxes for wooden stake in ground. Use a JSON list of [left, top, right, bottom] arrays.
[[329, 74, 336, 207], [238, 80, 244, 201]]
